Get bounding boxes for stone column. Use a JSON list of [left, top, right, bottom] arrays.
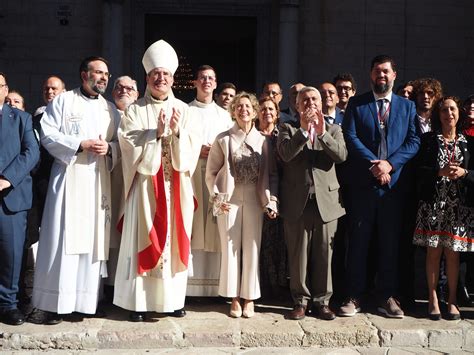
[[102, 0, 124, 80], [278, 0, 299, 108]]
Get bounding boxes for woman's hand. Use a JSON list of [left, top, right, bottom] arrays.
[[266, 208, 278, 219], [438, 164, 466, 180]]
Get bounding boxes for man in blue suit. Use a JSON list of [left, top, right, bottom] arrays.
[[339, 55, 420, 318], [320, 82, 344, 126], [0, 72, 40, 325]]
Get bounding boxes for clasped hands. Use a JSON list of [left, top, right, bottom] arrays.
[[80, 134, 109, 155], [438, 163, 466, 180], [156, 107, 180, 139], [300, 107, 325, 136], [370, 159, 392, 185]]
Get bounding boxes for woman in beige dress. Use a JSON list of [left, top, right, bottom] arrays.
[[206, 92, 278, 318]]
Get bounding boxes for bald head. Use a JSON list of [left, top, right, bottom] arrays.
[[43, 76, 66, 104]]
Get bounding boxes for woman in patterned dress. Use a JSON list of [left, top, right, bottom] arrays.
[[413, 96, 474, 320], [206, 92, 279, 318]]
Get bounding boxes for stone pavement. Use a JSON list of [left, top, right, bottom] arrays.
[[1, 298, 473, 353]]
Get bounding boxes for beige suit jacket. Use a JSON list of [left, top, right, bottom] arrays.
[[277, 122, 347, 222]]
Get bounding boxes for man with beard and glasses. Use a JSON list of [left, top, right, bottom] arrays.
[[112, 76, 139, 114], [102, 75, 139, 302], [32, 56, 121, 324], [339, 55, 419, 319]]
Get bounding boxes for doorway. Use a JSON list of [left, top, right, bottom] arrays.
[[145, 14, 257, 102]]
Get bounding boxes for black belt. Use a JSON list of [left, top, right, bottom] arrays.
[[308, 193, 316, 200]]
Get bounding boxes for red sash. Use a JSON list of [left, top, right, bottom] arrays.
[[137, 163, 191, 274]]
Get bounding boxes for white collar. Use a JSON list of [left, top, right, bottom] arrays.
[[373, 91, 393, 103]]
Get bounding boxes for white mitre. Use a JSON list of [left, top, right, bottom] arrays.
[[142, 39, 179, 75]]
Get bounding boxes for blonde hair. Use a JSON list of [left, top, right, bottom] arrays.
[[229, 91, 259, 120]]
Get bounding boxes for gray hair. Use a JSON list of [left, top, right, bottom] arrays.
[[296, 86, 320, 104], [113, 75, 137, 91]]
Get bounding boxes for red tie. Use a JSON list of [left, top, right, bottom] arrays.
[[309, 125, 315, 144]]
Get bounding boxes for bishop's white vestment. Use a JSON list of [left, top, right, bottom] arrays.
[[113, 90, 201, 312]]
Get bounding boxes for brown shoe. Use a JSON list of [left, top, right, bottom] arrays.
[[287, 304, 306, 320], [338, 298, 361, 317], [317, 305, 336, 321], [377, 297, 404, 319]]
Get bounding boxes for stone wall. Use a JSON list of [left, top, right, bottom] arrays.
[[0, 0, 472, 112], [298, 0, 474, 97]]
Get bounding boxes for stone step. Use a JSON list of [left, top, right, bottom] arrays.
[[1, 302, 473, 352]]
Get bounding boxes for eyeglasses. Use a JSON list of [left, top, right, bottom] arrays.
[[89, 70, 111, 78], [198, 75, 216, 82], [114, 84, 136, 92], [336, 85, 353, 93], [264, 90, 281, 97]]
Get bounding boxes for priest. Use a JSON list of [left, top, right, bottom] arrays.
[[113, 40, 201, 321], [32, 56, 121, 324]]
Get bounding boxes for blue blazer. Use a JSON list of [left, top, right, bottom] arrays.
[[342, 91, 420, 189], [324, 107, 344, 126], [0, 104, 40, 212]]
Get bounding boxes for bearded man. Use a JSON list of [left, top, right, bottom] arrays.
[[32, 56, 121, 324], [339, 55, 419, 319]]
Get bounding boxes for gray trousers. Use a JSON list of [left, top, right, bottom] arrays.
[[283, 199, 336, 307]]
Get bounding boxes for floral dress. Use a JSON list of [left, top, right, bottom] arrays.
[[413, 134, 474, 251]]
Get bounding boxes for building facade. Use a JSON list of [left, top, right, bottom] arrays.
[[0, 0, 472, 110]]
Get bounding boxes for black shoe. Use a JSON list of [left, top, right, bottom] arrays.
[[445, 305, 461, 321], [1, 308, 25, 325], [45, 312, 63, 325], [129, 311, 146, 322], [429, 312, 441, 321], [26, 309, 47, 324], [171, 308, 186, 318]]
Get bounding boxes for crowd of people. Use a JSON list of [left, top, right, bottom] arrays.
[[0, 40, 472, 327]]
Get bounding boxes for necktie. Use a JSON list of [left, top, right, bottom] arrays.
[[309, 125, 315, 144], [377, 99, 387, 124], [324, 116, 333, 124]]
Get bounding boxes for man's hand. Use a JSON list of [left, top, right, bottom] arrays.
[[170, 107, 181, 136], [299, 107, 317, 131], [200, 144, 211, 159], [81, 136, 108, 155], [377, 173, 391, 185], [92, 135, 109, 155], [370, 159, 392, 177], [0, 177, 12, 191], [157, 108, 166, 139], [313, 107, 326, 136]]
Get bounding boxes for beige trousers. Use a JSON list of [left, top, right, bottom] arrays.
[[217, 183, 263, 300]]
